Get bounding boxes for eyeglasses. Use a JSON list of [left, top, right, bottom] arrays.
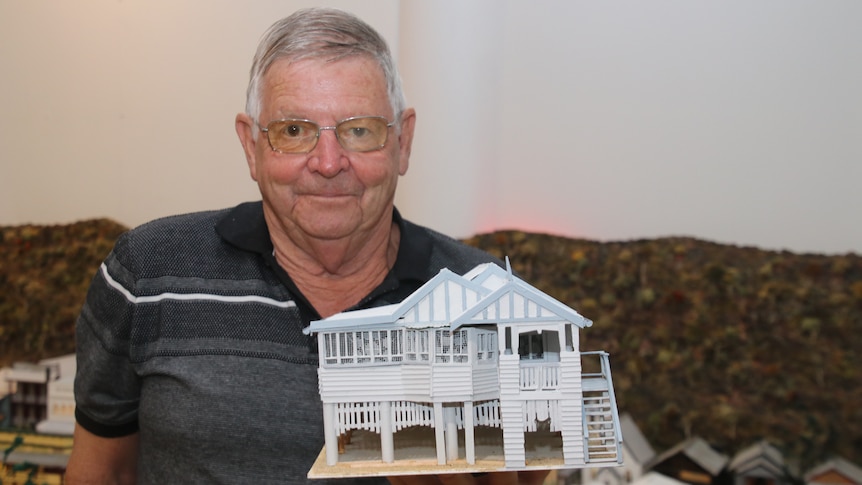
[[258, 116, 396, 154]]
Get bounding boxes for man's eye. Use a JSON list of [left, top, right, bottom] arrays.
[[350, 127, 370, 138], [284, 124, 304, 137]]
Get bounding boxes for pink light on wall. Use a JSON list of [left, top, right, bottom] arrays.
[[473, 213, 596, 241]]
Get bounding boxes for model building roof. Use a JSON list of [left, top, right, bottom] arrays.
[[804, 457, 862, 485], [304, 261, 592, 335], [728, 440, 785, 477], [620, 413, 656, 465], [648, 436, 729, 476]]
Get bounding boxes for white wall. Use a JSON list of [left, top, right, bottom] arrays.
[[0, 0, 398, 228], [2, 1, 860, 254]]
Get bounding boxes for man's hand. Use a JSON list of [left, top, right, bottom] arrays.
[[388, 470, 550, 485]]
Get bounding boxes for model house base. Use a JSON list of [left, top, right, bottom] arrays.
[[308, 418, 618, 479]]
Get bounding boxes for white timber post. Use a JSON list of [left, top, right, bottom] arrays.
[[446, 405, 458, 462], [381, 401, 394, 463], [323, 402, 338, 465], [464, 400, 475, 464], [434, 402, 446, 464]]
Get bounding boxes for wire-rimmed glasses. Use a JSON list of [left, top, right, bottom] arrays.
[[258, 116, 396, 154]]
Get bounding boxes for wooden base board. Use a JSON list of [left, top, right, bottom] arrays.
[[307, 426, 616, 479]]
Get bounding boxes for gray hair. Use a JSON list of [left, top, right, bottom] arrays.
[[245, 7, 406, 126]]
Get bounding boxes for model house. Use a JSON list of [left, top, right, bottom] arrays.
[[1, 354, 75, 435], [647, 437, 729, 485], [303, 261, 622, 473], [804, 457, 862, 485], [0, 355, 75, 483], [0, 368, 11, 429], [632, 472, 691, 485], [728, 441, 790, 485]]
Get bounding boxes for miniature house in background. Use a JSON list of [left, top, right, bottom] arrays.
[[804, 457, 862, 485], [631, 472, 690, 485], [647, 437, 729, 485], [728, 441, 791, 485], [303, 261, 622, 474], [1, 354, 76, 435]]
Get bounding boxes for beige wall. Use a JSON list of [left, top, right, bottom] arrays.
[[2, 1, 860, 254], [0, 0, 398, 228]]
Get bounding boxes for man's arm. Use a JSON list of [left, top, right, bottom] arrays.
[[65, 424, 139, 485]]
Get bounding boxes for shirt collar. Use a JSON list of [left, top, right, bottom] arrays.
[[215, 201, 273, 256], [215, 201, 433, 299]]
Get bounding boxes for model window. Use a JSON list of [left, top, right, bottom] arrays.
[[322, 329, 404, 365], [372, 330, 387, 362], [338, 332, 354, 362], [519, 331, 544, 360], [404, 329, 431, 362], [390, 330, 403, 362], [476, 330, 497, 362], [435, 330, 451, 363], [434, 329, 469, 363], [356, 331, 372, 363]]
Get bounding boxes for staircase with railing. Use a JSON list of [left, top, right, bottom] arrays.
[[580, 351, 623, 464]]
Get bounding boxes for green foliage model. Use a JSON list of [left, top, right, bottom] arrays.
[[465, 231, 861, 470]]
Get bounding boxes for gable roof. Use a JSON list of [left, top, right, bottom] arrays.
[[462, 261, 508, 287], [648, 437, 729, 477], [728, 440, 785, 477], [620, 413, 656, 465], [450, 264, 592, 330], [303, 267, 490, 334], [302, 301, 401, 334], [633, 472, 689, 485], [304, 262, 592, 335], [396, 267, 490, 326], [805, 457, 862, 485]]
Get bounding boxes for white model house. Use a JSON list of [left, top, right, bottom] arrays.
[[1, 353, 76, 435], [303, 262, 622, 473]]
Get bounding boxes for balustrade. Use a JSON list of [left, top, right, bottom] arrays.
[[519, 362, 560, 391]]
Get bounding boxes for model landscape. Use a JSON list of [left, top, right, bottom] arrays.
[[1, 219, 860, 473]]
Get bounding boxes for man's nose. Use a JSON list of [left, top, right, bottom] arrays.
[[308, 128, 348, 176]]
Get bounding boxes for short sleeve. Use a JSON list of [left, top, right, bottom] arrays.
[[73, 247, 141, 437]]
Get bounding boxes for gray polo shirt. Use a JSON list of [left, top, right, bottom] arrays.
[[74, 201, 500, 484]]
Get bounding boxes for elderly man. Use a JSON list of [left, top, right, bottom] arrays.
[[66, 7, 547, 485]]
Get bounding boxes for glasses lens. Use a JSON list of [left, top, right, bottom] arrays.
[[267, 120, 319, 153], [336, 117, 390, 152]]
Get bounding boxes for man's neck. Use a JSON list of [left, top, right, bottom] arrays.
[[266, 213, 400, 318]]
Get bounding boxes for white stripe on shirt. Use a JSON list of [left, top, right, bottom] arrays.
[[100, 263, 297, 309]]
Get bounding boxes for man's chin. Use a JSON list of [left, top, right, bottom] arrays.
[[297, 217, 362, 241]]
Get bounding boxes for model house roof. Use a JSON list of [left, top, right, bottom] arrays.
[[620, 413, 656, 465], [449, 273, 592, 329], [728, 440, 785, 477], [633, 472, 689, 485], [304, 261, 592, 335], [303, 266, 490, 334], [648, 437, 729, 476], [804, 457, 862, 485]]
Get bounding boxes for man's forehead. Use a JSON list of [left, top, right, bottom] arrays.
[[265, 55, 384, 82], [261, 57, 391, 117]]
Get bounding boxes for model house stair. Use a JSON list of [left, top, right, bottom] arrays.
[[582, 351, 622, 463]]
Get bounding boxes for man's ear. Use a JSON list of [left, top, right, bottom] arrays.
[[396, 108, 416, 176], [235, 113, 259, 181]]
